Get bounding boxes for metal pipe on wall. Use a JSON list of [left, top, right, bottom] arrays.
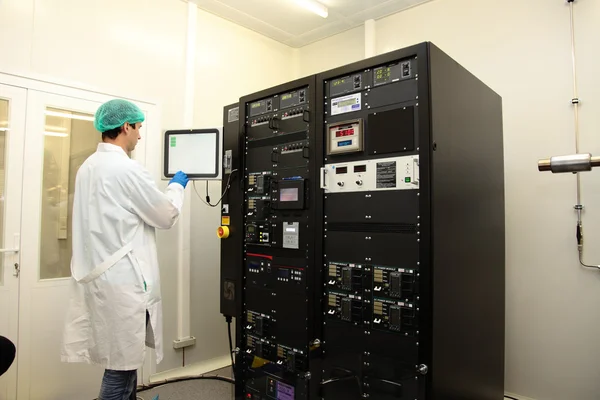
[[537, 0, 600, 269]]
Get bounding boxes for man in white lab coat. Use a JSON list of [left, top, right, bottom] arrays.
[[61, 99, 188, 400]]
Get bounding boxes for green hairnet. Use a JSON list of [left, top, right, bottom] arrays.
[[94, 99, 145, 133]]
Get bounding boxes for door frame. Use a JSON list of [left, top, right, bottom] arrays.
[[0, 83, 27, 400], [0, 72, 162, 389]]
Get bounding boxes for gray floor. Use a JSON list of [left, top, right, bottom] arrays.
[[136, 366, 234, 400]]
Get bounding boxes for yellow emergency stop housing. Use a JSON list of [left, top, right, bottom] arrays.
[[217, 226, 230, 239]]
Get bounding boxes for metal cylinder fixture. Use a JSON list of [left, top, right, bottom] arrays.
[[538, 153, 600, 173]]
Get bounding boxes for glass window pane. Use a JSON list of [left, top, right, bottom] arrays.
[[40, 108, 100, 280], [0, 100, 7, 285]]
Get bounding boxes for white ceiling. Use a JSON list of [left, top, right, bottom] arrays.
[[190, 0, 433, 48]]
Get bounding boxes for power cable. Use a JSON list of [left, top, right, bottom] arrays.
[[193, 169, 238, 208]]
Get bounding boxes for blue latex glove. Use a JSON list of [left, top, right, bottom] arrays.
[[170, 171, 189, 188]]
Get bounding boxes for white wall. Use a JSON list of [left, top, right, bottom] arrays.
[[295, 0, 600, 399], [0, 0, 294, 380], [1, 0, 189, 375], [186, 9, 295, 369], [297, 26, 365, 77]]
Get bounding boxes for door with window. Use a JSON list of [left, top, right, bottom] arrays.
[[15, 90, 149, 399], [0, 85, 26, 400]]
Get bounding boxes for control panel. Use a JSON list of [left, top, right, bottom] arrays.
[[321, 155, 419, 193], [238, 78, 317, 400], [321, 56, 421, 400], [372, 297, 417, 335]]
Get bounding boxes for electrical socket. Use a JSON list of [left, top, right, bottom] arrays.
[[173, 336, 196, 349]]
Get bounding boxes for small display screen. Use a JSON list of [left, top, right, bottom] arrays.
[[337, 98, 357, 108], [276, 381, 295, 400], [335, 128, 355, 137], [335, 166, 348, 174], [280, 188, 299, 202], [280, 91, 299, 109], [354, 165, 367, 173], [278, 268, 290, 279], [330, 76, 354, 96], [337, 140, 353, 147], [250, 100, 267, 117], [247, 226, 255, 233], [373, 62, 406, 87]]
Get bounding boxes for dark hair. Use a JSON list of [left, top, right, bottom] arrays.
[[102, 123, 136, 140], [102, 126, 122, 140]]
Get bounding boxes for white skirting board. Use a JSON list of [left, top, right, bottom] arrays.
[[149, 354, 232, 383]]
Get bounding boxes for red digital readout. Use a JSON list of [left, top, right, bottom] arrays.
[[335, 128, 355, 137]]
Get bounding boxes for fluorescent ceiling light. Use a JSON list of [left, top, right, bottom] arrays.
[[44, 131, 68, 138], [292, 0, 328, 18], [45, 110, 94, 122]]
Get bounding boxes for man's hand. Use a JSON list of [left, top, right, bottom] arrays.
[[169, 171, 189, 188]]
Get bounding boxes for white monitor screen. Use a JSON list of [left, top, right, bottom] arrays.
[[164, 129, 221, 179]]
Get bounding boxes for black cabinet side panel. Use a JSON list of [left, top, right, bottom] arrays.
[[429, 43, 505, 400], [220, 103, 244, 319]]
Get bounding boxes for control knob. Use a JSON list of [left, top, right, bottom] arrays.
[[356, 180, 363, 186], [337, 182, 344, 187]]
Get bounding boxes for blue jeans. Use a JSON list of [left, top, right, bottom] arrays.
[[98, 369, 137, 400], [98, 312, 148, 399]]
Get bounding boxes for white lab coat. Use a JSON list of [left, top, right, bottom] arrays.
[[61, 143, 184, 371]]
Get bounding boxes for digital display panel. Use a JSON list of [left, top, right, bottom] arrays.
[[337, 98, 357, 108], [374, 63, 404, 86], [280, 89, 306, 109], [276, 381, 295, 400], [373, 61, 411, 87], [330, 74, 361, 96], [331, 93, 361, 116], [330, 76, 353, 97], [250, 100, 267, 117], [335, 129, 355, 137], [337, 140, 353, 147], [280, 91, 298, 109], [280, 188, 299, 202], [278, 268, 290, 279]]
